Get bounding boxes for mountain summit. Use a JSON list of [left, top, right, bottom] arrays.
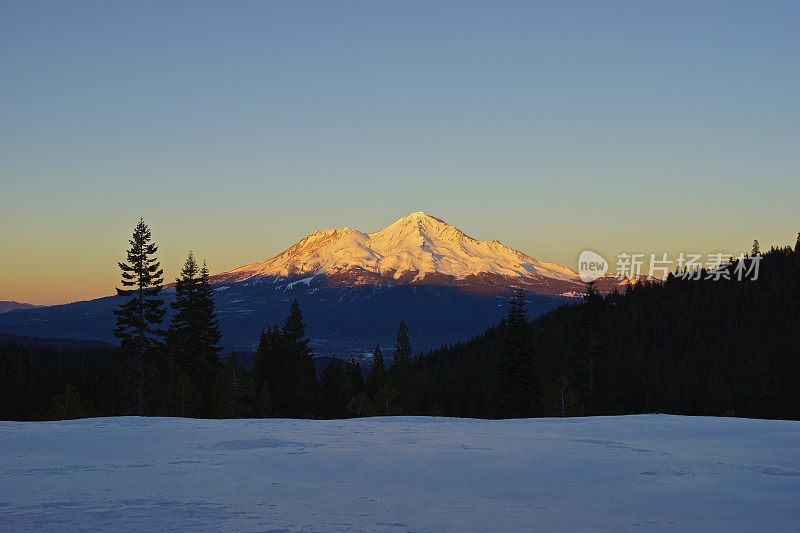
[[215, 212, 585, 291], [0, 213, 627, 354]]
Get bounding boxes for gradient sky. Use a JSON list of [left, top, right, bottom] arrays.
[[1, 1, 798, 305]]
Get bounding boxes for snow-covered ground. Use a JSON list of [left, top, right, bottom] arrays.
[[1, 415, 798, 531]]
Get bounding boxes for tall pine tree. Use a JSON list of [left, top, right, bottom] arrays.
[[113, 218, 166, 415], [393, 321, 413, 369], [492, 288, 536, 418], [254, 300, 317, 418], [580, 281, 620, 415], [282, 299, 317, 417], [367, 344, 385, 396], [166, 251, 198, 369], [165, 253, 222, 416]]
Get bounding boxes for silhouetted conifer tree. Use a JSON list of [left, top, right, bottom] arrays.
[[492, 288, 536, 418], [367, 344, 385, 396], [319, 357, 348, 418], [212, 354, 252, 418], [393, 321, 413, 369], [113, 218, 165, 415], [166, 254, 222, 416], [253, 325, 281, 415], [580, 281, 621, 414], [347, 358, 365, 397], [795, 232, 800, 264], [254, 300, 316, 418]]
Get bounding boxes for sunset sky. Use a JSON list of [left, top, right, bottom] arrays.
[[1, 1, 798, 305]]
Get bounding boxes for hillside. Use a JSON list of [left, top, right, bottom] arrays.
[[391, 243, 800, 420], [0, 301, 37, 313]]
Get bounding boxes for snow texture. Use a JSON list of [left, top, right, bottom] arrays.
[[1, 415, 798, 532], [221, 212, 582, 283]]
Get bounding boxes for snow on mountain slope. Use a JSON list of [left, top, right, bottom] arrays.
[[217, 212, 582, 284], [1, 415, 798, 531]]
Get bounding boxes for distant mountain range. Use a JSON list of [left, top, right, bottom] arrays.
[[0, 301, 38, 313], [0, 213, 631, 356]]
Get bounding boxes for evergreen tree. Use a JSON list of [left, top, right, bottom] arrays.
[[347, 392, 373, 417], [367, 344, 385, 396], [113, 218, 166, 415], [391, 321, 414, 410], [254, 325, 282, 416], [393, 321, 413, 369], [492, 288, 535, 418], [752, 239, 761, 255], [582, 282, 601, 412], [580, 281, 620, 414], [254, 300, 317, 418], [212, 354, 251, 418], [167, 252, 199, 361], [47, 383, 97, 420], [166, 253, 222, 415], [196, 261, 222, 367], [164, 371, 200, 418], [373, 384, 399, 415], [319, 357, 348, 418], [282, 299, 317, 417], [346, 358, 365, 397]]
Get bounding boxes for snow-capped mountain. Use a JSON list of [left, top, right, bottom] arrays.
[[213, 212, 611, 295], [0, 213, 628, 355]]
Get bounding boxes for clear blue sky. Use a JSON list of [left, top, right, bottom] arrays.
[[1, 1, 798, 304]]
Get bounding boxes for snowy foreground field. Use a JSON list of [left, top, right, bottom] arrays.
[[1, 415, 798, 532]]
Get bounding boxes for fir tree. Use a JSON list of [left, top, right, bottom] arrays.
[[346, 358, 365, 398], [113, 218, 166, 415], [282, 299, 317, 417], [752, 239, 761, 256], [581, 281, 620, 415], [166, 252, 198, 371], [212, 354, 251, 418], [367, 344, 385, 396], [47, 384, 97, 420], [492, 288, 535, 418], [319, 357, 348, 418], [391, 321, 414, 409], [347, 392, 373, 417], [196, 262, 222, 364], [166, 254, 222, 415], [393, 321, 413, 369], [254, 300, 317, 418], [254, 325, 282, 416], [373, 384, 399, 415]]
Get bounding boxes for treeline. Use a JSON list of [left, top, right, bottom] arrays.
[[0, 218, 407, 420], [0, 302, 408, 420], [1, 221, 798, 421], [390, 240, 800, 420]]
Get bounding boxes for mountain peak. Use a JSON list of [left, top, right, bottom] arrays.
[[400, 211, 443, 222], [218, 212, 582, 286]]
